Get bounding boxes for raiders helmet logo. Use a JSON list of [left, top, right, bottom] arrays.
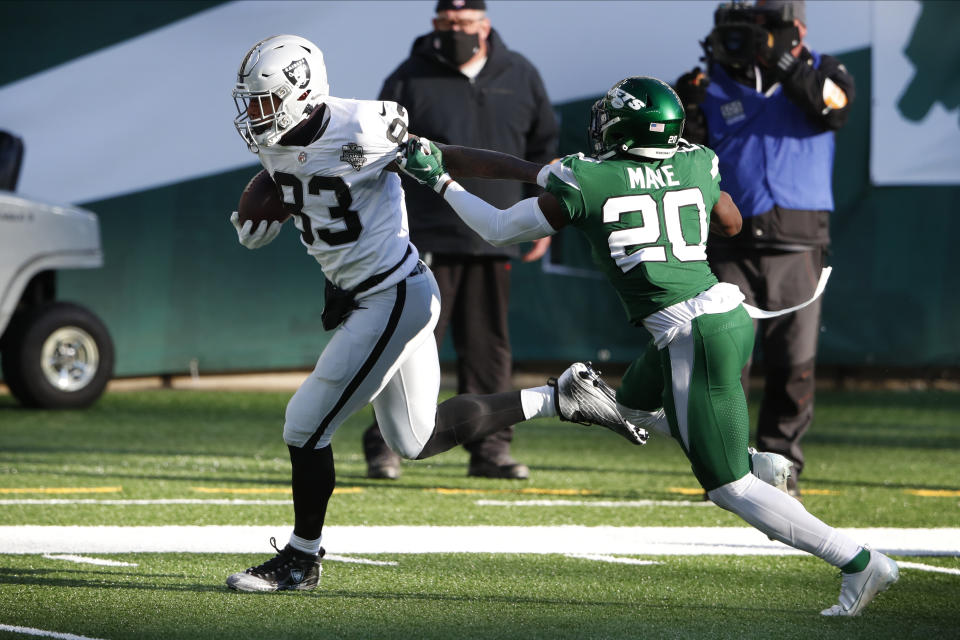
[[283, 58, 311, 89], [340, 143, 366, 171]]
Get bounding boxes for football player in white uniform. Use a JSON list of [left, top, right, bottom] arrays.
[[225, 35, 649, 593]]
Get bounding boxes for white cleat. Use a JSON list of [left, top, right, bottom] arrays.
[[749, 448, 792, 493], [549, 362, 648, 445], [821, 550, 899, 617]]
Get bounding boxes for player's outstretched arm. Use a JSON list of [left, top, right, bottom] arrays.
[[710, 191, 742, 238], [437, 144, 543, 184], [398, 138, 567, 246]]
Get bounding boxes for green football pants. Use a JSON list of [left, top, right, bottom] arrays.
[[618, 306, 755, 491]]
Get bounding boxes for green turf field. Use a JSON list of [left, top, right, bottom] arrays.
[[1, 387, 958, 639]]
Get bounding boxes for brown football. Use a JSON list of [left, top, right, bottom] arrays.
[[237, 170, 290, 225]]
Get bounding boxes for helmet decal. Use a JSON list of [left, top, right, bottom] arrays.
[[283, 58, 311, 89], [608, 88, 645, 111]]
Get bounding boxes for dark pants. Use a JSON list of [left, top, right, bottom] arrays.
[[708, 247, 825, 476], [363, 255, 516, 466]]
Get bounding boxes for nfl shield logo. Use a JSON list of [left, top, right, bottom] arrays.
[[340, 143, 366, 171]]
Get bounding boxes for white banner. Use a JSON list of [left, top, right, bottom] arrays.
[[871, 1, 960, 185]]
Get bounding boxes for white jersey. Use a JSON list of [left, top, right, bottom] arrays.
[[256, 96, 417, 292]]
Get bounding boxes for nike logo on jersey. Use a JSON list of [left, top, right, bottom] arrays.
[[379, 102, 387, 117]]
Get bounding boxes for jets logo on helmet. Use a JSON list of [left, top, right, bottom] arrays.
[[232, 35, 330, 153], [589, 76, 685, 161], [609, 88, 645, 111]]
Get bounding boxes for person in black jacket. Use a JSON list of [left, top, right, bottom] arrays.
[[675, 0, 855, 498], [361, 0, 559, 480]]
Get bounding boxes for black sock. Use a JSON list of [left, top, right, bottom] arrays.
[[415, 391, 525, 459], [288, 444, 335, 541]]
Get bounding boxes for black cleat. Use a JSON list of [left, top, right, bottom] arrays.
[[226, 537, 323, 592]]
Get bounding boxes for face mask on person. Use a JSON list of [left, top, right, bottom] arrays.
[[431, 30, 480, 66]]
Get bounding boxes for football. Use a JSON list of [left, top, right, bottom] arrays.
[[237, 170, 290, 226]]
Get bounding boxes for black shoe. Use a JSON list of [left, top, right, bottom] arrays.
[[468, 459, 530, 479], [367, 461, 401, 480], [363, 423, 402, 479], [787, 475, 802, 500], [226, 537, 323, 592]]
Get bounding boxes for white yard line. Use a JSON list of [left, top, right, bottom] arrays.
[[1, 526, 957, 557], [897, 561, 960, 575], [566, 553, 661, 566], [0, 624, 107, 640], [324, 554, 398, 566], [42, 554, 138, 567]]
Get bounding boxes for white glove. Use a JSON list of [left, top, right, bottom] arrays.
[[230, 211, 283, 250]]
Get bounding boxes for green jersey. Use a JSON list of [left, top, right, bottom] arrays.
[[544, 141, 722, 323]]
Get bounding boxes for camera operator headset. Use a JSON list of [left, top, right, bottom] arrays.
[[674, 0, 855, 498]]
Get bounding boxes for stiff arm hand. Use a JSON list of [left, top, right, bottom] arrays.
[[397, 137, 453, 194], [229, 211, 284, 250]]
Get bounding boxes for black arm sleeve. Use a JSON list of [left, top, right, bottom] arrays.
[[779, 52, 855, 131]]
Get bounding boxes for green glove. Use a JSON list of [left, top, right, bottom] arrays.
[[399, 137, 452, 193]]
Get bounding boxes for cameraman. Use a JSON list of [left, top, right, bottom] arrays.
[[675, 0, 854, 498]]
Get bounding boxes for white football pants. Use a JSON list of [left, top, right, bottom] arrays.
[[283, 265, 442, 457]]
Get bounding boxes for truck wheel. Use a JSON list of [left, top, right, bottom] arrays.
[[1, 302, 114, 409]]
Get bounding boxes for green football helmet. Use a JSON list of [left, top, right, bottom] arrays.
[[589, 76, 685, 160]]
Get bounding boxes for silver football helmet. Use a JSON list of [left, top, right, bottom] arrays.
[[233, 35, 330, 152]]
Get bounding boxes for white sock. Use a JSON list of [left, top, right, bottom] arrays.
[[708, 474, 862, 568], [288, 532, 321, 556], [520, 385, 557, 420]]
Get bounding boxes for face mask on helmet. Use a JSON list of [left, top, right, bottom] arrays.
[[233, 35, 330, 153], [592, 77, 685, 161]]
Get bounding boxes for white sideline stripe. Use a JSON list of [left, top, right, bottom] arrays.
[[1, 526, 957, 557], [476, 499, 713, 508], [898, 561, 960, 576], [0, 624, 107, 640], [325, 554, 398, 567], [0, 499, 291, 506], [566, 553, 661, 566], [42, 554, 138, 567]]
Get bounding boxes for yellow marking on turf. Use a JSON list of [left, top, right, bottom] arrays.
[[906, 489, 960, 498], [192, 487, 363, 495], [0, 486, 122, 495], [429, 488, 598, 496], [669, 486, 840, 496], [668, 487, 705, 496]]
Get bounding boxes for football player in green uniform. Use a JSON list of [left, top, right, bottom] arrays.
[[397, 76, 898, 617]]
